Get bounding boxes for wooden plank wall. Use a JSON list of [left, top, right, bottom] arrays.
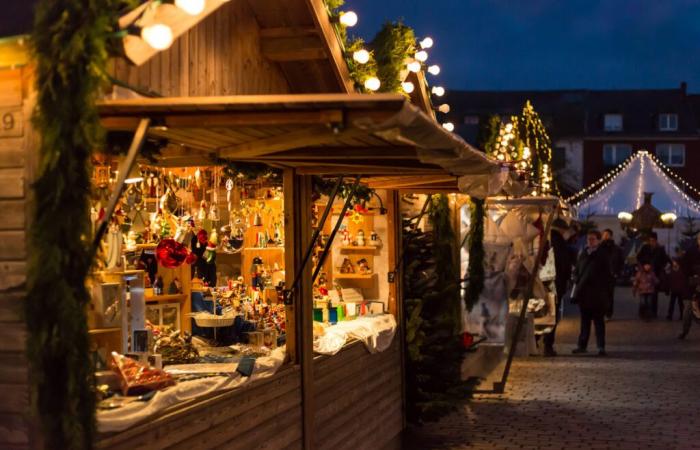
[[0, 66, 35, 450], [97, 367, 303, 450], [312, 340, 403, 450], [111, 0, 290, 97]]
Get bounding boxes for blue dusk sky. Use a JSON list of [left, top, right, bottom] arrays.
[[349, 0, 700, 91]]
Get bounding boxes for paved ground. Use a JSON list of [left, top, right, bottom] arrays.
[[406, 288, 700, 450]]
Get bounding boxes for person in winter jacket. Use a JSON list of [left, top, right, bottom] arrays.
[[634, 263, 659, 319], [667, 258, 688, 320], [571, 230, 613, 356], [600, 229, 624, 319], [636, 232, 670, 318]]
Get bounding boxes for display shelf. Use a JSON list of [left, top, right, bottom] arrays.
[[243, 247, 285, 251], [333, 273, 374, 280], [145, 293, 187, 302], [339, 246, 380, 251], [88, 327, 121, 335]]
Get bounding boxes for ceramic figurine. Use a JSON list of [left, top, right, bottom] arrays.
[[357, 258, 372, 274], [341, 226, 351, 246], [357, 230, 365, 247], [339, 257, 355, 274], [370, 230, 381, 247]]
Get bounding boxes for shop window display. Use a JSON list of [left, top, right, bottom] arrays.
[[87, 161, 288, 432]]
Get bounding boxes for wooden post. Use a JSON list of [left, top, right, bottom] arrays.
[[283, 169, 298, 364]]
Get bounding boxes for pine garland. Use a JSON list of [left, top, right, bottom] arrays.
[[404, 194, 474, 423], [465, 198, 485, 311], [372, 21, 416, 94], [28, 1, 130, 448]]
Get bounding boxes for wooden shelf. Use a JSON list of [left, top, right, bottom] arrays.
[[339, 246, 380, 251], [89, 327, 121, 335], [145, 293, 188, 302], [243, 247, 285, 251], [333, 273, 374, 280]]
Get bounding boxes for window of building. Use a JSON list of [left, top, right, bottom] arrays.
[[656, 143, 685, 167], [463, 115, 479, 125], [603, 143, 632, 167], [604, 114, 623, 131], [658, 113, 678, 131], [552, 146, 566, 170]]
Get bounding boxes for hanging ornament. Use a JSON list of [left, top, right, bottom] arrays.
[[156, 238, 197, 268]]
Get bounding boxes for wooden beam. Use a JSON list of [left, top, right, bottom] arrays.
[[254, 146, 416, 160], [259, 27, 317, 39], [365, 175, 458, 189], [304, 0, 354, 93], [261, 36, 327, 62], [217, 125, 367, 159]]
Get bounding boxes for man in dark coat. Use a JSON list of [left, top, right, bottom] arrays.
[[636, 232, 670, 318], [600, 229, 624, 319], [543, 219, 576, 356], [572, 230, 612, 356]]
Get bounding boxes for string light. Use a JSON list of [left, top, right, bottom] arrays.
[[427, 64, 440, 75], [352, 49, 370, 64], [415, 50, 428, 62], [442, 122, 455, 132], [141, 23, 174, 50], [175, 0, 205, 15], [437, 103, 450, 113], [339, 11, 358, 27], [401, 81, 415, 93], [419, 37, 434, 49], [407, 61, 421, 73], [431, 86, 445, 96], [364, 76, 381, 91]]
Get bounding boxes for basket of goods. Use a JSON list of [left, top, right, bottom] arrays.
[[110, 352, 176, 396], [153, 329, 200, 364], [191, 312, 236, 328]]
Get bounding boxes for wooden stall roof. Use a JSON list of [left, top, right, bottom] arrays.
[[97, 93, 499, 188]]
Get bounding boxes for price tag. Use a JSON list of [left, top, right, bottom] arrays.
[[0, 108, 23, 138]]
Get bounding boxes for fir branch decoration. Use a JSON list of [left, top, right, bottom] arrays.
[[28, 0, 128, 448], [404, 194, 474, 423], [372, 21, 416, 93], [346, 37, 378, 91], [465, 198, 485, 311]]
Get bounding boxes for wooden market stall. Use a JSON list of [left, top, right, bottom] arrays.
[[0, 1, 507, 449]]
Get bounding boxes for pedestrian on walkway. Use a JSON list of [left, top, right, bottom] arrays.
[[600, 228, 623, 319], [633, 263, 659, 319], [678, 289, 700, 339], [636, 232, 670, 318], [543, 218, 576, 357], [667, 258, 687, 320], [571, 230, 611, 356]]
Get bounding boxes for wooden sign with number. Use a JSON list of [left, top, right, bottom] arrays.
[[0, 108, 23, 138]]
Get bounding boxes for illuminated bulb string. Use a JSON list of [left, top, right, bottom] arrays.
[[567, 153, 637, 204], [636, 153, 646, 209]]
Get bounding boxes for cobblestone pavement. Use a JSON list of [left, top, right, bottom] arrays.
[[406, 288, 700, 450]]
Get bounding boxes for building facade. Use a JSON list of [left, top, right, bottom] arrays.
[[445, 83, 700, 197]]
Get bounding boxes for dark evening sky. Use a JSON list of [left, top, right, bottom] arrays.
[[349, 0, 700, 91], [3, 0, 700, 92]]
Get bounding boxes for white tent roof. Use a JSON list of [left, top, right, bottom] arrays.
[[573, 151, 700, 217]]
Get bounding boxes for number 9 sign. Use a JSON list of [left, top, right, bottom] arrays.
[[0, 109, 22, 137]]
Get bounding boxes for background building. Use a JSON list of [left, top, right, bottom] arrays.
[[445, 83, 700, 198]]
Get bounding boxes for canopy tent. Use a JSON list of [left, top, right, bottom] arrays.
[[572, 151, 700, 218]]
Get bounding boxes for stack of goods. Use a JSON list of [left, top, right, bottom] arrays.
[[150, 324, 200, 365], [110, 352, 175, 396]]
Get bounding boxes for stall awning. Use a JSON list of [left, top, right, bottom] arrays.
[[98, 93, 506, 193]]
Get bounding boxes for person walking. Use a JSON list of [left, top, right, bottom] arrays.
[[600, 229, 624, 319], [636, 232, 670, 318], [543, 218, 576, 357], [667, 258, 687, 320], [633, 263, 659, 319], [571, 230, 612, 356]]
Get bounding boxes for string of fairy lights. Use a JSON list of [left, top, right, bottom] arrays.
[[568, 150, 700, 210]]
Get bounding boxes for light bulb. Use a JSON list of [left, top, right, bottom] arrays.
[[420, 37, 434, 49], [401, 81, 415, 93], [415, 50, 428, 62], [437, 103, 450, 114], [364, 76, 381, 91], [505, 123, 513, 132], [442, 122, 455, 132], [352, 49, 370, 64], [175, 0, 205, 15], [431, 86, 445, 96], [427, 64, 440, 75], [407, 61, 421, 73], [497, 153, 505, 161], [141, 23, 174, 50], [339, 11, 358, 27]]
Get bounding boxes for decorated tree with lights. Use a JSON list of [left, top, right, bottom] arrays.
[[516, 101, 556, 195]]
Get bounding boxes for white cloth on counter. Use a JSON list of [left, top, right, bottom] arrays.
[[313, 314, 397, 356], [97, 346, 286, 433]]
